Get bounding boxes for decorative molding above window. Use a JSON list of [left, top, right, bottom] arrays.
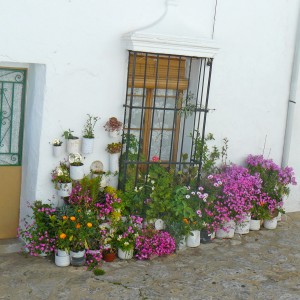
[[123, 32, 219, 58]]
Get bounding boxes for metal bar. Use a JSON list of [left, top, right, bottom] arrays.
[[159, 55, 171, 159], [121, 51, 137, 189], [0, 82, 4, 147], [147, 53, 160, 172], [18, 71, 26, 165], [9, 83, 15, 153], [197, 59, 213, 183], [123, 104, 207, 112], [168, 55, 182, 169], [179, 57, 193, 172]]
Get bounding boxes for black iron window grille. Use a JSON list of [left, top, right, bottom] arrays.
[[120, 51, 213, 188]]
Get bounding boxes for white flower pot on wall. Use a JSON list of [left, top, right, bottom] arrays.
[[66, 138, 80, 154], [53, 145, 63, 157], [70, 165, 84, 180], [109, 153, 120, 173], [57, 182, 72, 197], [82, 137, 94, 154]]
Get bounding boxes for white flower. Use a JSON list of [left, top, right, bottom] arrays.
[[191, 191, 195, 195], [185, 195, 190, 199], [134, 187, 138, 192], [152, 187, 155, 190], [139, 186, 143, 190], [117, 235, 122, 241], [207, 175, 213, 179], [151, 180, 155, 184], [124, 242, 129, 246]]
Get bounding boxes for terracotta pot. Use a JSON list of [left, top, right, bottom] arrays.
[[103, 252, 116, 262]]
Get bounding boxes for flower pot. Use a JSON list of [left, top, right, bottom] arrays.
[[250, 219, 261, 231], [55, 253, 70, 267], [82, 137, 94, 154], [264, 218, 278, 230], [235, 214, 251, 235], [216, 220, 236, 239], [154, 219, 165, 231], [109, 130, 121, 139], [200, 229, 212, 244], [57, 182, 72, 198], [66, 138, 80, 154], [276, 212, 282, 222], [53, 145, 63, 157], [177, 236, 187, 251], [70, 164, 84, 180], [103, 252, 116, 262], [70, 250, 86, 266], [118, 248, 134, 260], [186, 230, 200, 247], [109, 153, 120, 173], [57, 249, 69, 257]]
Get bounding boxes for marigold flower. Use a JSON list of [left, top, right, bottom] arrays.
[[62, 216, 68, 220], [76, 223, 81, 229], [60, 233, 66, 239], [87, 222, 93, 228], [70, 216, 76, 221], [77, 210, 81, 213], [183, 218, 189, 224]]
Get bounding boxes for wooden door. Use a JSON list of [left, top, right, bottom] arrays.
[[0, 68, 26, 239]]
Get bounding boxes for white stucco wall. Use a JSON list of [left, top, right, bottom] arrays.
[[0, 0, 299, 219]]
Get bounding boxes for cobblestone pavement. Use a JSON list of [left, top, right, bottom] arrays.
[[1, 213, 300, 300]]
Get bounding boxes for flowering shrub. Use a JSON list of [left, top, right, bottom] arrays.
[[135, 229, 175, 260], [85, 248, 103, 270], [246, 154, 296, 204], [112, 215, 143, 251], [95, 193, 121, 219], [211, 165, 262, 228], [18, 201, 57, 256]]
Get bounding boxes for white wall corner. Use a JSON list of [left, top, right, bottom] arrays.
[[122, 32, 219, 58]]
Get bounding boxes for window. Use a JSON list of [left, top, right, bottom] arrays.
[[121, 51, 213, 187]]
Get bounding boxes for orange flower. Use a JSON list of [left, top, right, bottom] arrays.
[[77, 210, 81, 213], [76, 223, 81, 229], [87, 222, 93, 228], [60, 233, 66, 239], [62, 216, 68, 220], [70, 216, 76, 221], [183, 218, 189, 225]]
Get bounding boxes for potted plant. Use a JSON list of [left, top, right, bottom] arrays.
[[82, 114, 100, 154], [62, 129, 80, 154], [113, 215, 142, 260], [51, 138, 63, 157], [69, 153, 85, 180], [51, 161, 72, 200], [104, 117, 123, 138], [106, 142, 122, 173]]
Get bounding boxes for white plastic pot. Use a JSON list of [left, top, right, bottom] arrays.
[[154, 219, 165, 230], [250, 219, 261, 231], [235, 214, 251, 234], [109, 130, 122, 139], [264, 218, 278, 230], [57, 182, 72, 197], [66, 138, 80, 154], [177, 236, 187, 251], [55, 254, 70, 267], [70, 250, 86, 266], [53, 145, 63, 157], [70, 164, 84, 180], [216, 220, 236, 239], [82, 137, 94, 154], [109, 153, 120, 173], [186, 230, 201, 247], [118, 248, 133, 260]]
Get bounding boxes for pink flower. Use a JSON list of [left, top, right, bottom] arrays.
[[151, 156, 159, 162]]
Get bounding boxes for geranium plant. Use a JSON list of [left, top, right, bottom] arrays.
[[106, 142, 122, 154], [51, 161, 72, 189], [104, 117, 123, 132]]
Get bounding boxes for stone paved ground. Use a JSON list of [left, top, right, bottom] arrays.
[[1, 213, 300, 300]]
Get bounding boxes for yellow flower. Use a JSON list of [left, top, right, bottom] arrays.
[[87, 222, 93, 228], [70, 216, 76, 221], [60, 233, 66, 239]]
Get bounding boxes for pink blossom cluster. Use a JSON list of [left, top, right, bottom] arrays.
[[68, 183, 92, 206], [246, 155, 297, 186], [36, 207, 56, 215], [85, 248, 103, 269], [17, 228, 56, 256], [135, 230, 175, 260], [95, 194, 121, 218], [211, 165, 262, 228]]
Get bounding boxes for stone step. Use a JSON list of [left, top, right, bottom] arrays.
[[0, 238, 24, 254]]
